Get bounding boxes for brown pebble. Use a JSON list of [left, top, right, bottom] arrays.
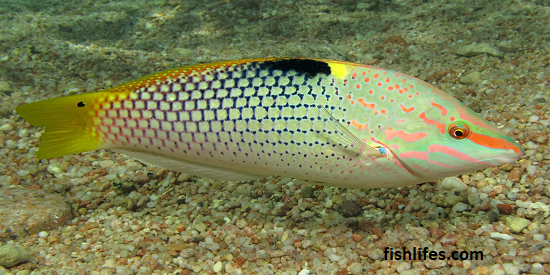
[[508, 167, 524, 181], [235, 256, 246, 266], [430, 228, 446, 239], [383, 35, 409, 47], [497, 203, 514, 215], [357, 249, 369, 256], [351, 233, 363, 242]]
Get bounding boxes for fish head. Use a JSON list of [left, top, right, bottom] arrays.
[[385, 86, 524, 181]]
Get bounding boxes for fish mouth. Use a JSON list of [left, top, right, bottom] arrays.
[[481, 145, 524, 166]]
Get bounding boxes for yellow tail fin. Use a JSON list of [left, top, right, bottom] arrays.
[[16, 93, 106, 159]]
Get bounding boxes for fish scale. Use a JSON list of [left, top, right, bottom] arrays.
[[16, 58, 524, 188]]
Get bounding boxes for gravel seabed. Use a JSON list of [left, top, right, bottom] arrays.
[[0, 0, 549, 274]]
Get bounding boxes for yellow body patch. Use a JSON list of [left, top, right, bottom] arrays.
[[327, 62, 349, 79]]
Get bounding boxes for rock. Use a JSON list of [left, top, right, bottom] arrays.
[[455, 43, 503, 57], [0, 188, 73, 239], [0, 245, 30, 268], [337, 200, 362, 217], [506, 216, 529, 233], [460, 71, 481, 85]]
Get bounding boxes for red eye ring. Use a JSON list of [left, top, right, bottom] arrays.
[[448, 123, 471, 139]]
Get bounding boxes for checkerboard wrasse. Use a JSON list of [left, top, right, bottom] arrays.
[[16, 58, 524, 188]]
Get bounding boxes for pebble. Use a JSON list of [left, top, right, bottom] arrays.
[[524, 202, 550, 219], [0, 81, 12, 94], [533, 234, 545, 241], [351, 233, 363, 242], [490, 232, 514, 241], [174, 47, 193, 57], [496, 203, 513, 215], [301, 186, 314, 198], [0, 123, 13, 132], [328, 253, 340, 262], [468, 193, 481, 205], [396, 262, 411, 272], [38, 231, 49, 238], [440, 177, 468, 191], [452, 202, 469, 212], [432, 194, 462, 207], [337, 200, 362, 217], [460, 71, 481, 85], [349, 263, 363, 274], [455, 42, 503, 57], [213, 261, 223, 273], [502, 263, 520, 275], [530, 263, 545, 274], [508, 168, 524, 181], [506, 216, 529, 233], [529, 115, 540, 123], [0, 245, 31, 268]]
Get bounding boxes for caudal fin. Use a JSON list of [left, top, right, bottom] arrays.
[[16, 93, 105, 159]]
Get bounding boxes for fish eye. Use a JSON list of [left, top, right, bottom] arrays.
[[448, 123, 470, 139]]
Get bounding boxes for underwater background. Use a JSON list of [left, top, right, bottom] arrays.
[[0, 0, 549, 274]]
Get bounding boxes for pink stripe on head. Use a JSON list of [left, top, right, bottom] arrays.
[[399, 151, 429, 161], [385, 128, 427, 143], [428, 144, 492, 166]]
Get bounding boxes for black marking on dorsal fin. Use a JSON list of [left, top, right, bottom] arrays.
[[262, 58, 331, 77]]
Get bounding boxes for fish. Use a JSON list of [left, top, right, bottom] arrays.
[[15, 58, 524, 188]]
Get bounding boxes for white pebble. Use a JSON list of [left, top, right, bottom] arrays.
[[529, 115, 540, 122], [530, 263, 545, 274], [298, 268, 310, 275], [490, 232, 514, 240], [0, 123, 13, 132], [213, 261, 223, 273], [533, 234, 545, 241], [38, 231, 48, 238], [328, 253, 341, 262], [16, 170, 29, 177], [396, 261, 411, 272], [502, 263, 520, 275], [440, 177, 468, 191]]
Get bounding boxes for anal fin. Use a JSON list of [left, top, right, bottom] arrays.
[[113, 148, 266, 182]]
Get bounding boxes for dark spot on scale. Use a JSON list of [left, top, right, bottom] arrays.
[[77, 102, 85, 107], [262, 59, 331, 77]]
